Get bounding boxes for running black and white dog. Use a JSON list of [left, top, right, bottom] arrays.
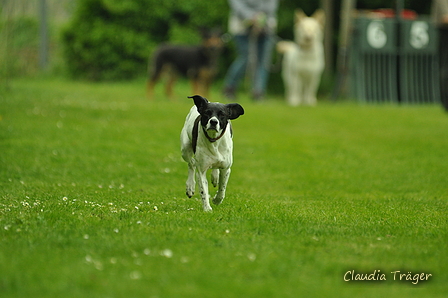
[[180, 95, 244, 211]]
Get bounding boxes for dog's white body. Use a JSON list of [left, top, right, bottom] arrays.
[[180, 96, 244, 212], [277, 9, 325, 106]]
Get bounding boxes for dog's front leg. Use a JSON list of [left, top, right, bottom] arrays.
[[196, 169, 212, 212], [211, 169, 219, 187], [284, 73, 302, 106], [186, 162, 196, 198], [303, 76, 319, 106], [212, 168, 230, 206]]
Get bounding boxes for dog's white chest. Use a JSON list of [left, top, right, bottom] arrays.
[[195, 136, 233, 171], [290, 45, 324, 74]]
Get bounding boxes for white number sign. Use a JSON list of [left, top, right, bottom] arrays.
[[409, 21, 429, 49], [367, 20, 387, 49]]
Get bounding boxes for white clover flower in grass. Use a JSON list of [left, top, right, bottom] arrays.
[[130, 271, 141, 280], [247, 253, 256, 262], [161, 249, 173, 258], [93, 260, 103, 271]]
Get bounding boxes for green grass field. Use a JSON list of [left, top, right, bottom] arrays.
[[1, 78, 447, 297]]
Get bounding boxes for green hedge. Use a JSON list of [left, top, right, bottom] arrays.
[[61, 0, 228, 81]]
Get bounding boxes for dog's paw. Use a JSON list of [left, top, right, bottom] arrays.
[[186, 180, 196, 198], [212, 194, 224, 205], [186, 187, 194, 198], [203, 205, 213, 212]]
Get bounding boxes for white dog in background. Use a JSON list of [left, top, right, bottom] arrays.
[[277, 9, 325, 106]]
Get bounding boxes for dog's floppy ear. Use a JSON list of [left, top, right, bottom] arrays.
[[226, 103, 244, 120], [189, 95, 209, 112]]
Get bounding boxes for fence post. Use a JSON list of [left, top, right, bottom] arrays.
[[39, 0, 48, 70]]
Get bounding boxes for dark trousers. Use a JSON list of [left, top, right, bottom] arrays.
[[439, 25, 448, 111]]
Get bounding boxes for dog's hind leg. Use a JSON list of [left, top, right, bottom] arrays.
[[195, 68, 213, 97], [147, 79, 157, 100], [191, 78, 201, 96], [212, 168, 230, 206]]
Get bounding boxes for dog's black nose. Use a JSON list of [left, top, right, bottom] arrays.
[[209, 119, 218, 126]]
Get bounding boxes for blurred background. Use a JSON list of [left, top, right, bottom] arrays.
[[0, 0, 436, 100]]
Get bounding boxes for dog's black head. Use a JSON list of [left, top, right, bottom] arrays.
[[199, 28, 224, 57], [189, 95, 244, 139]]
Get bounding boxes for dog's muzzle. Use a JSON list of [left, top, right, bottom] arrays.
[[206, 117, 220, 132]]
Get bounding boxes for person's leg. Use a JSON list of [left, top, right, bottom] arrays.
[[252, 34, 275, 100], [223, 35, 250, 98]]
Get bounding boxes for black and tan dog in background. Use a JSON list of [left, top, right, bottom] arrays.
[[147, 29, 223, 99]]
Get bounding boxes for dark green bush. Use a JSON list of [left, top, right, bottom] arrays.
[[61, 0, 228, 81]]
